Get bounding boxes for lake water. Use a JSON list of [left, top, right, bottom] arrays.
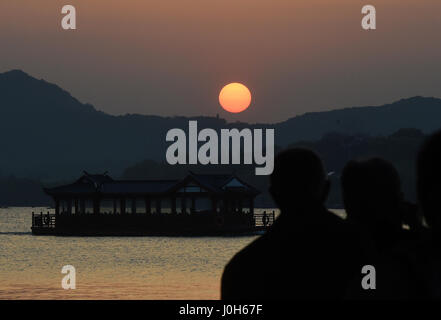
[[0, 207, 345, 300], [0, 207, 272, 300]]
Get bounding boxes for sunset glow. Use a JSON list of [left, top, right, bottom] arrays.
[[219, 83, 252, 113]]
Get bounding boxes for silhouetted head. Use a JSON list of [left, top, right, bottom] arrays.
[[341, 158, 403, 233], [417, 130, 441, 231], [269, 148, 329, 214]]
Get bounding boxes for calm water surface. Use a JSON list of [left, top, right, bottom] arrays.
[[0, 207, 345, 299], [0, 207, 274, 300]]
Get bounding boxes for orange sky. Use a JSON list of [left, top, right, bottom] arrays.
[[1, 0, 441, 122]]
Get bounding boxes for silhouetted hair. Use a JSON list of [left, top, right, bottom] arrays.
[[341, 158, 402, 228], [417, 130, 441, 229], [270, 148, 327, 209]]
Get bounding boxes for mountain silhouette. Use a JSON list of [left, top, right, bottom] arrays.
[[1, 69, 441, 180], [275, 96, 441, 145]]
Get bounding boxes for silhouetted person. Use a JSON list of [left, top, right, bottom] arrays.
[[341, 158, 421, 299], [262, 211, 268, 227], [221, 148, 366, 299], [342, 159, 404, 245], [417, 130, 441, 298], [401, 200, 425, 236]]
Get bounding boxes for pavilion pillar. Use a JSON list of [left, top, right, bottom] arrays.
[[156, 199, 161, 214], [113, 199, 117, 214], [224, 199, 229, 214], [145, 198, 151, 214], [250, 198, 254, 215], [212, 197, 217, 213], [191, 197, 195, 214], [121, 199, 126, 214], [80, 199, 85, 214], [93, 198, 100, 215], [55, 199, 60, 216], [181, 197, 186, 214], [171, 197, 176, 214], [132, 198, 136, 214], [67, 199, 72, 215], [74, 199, 79, 214]]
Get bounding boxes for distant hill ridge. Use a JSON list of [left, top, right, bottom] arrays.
[[1, 69, 441, 180]]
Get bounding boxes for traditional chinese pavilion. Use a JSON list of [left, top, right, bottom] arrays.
[[31, 171, 274, 236]]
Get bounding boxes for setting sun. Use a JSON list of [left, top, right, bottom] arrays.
[[219, 83, 252, 113]]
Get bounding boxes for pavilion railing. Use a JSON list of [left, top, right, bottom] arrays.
[[31, 210, 275, 229], [32, 212, 56, 228], [253, 211, 275, 228]]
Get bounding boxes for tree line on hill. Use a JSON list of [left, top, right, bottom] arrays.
[[122, 128, 424, 208], [0, 128, 427, 208]]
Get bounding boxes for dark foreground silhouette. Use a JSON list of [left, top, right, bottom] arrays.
[[221, 149, 367, 299], [221, 135, 441, 299], [341, 158, 422, 299], [417, 130, 441, 298]]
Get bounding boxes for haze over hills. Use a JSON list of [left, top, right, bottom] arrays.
[[1, 69, 441, 180]]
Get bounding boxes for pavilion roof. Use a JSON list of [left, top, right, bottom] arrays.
[[44, 171, 260, 196]]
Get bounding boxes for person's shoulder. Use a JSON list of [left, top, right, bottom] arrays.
[[226, 234, 270, 269], [319, 208, 351, 231], [323, 212, 373, 253], [221, 234, 271, 299]]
